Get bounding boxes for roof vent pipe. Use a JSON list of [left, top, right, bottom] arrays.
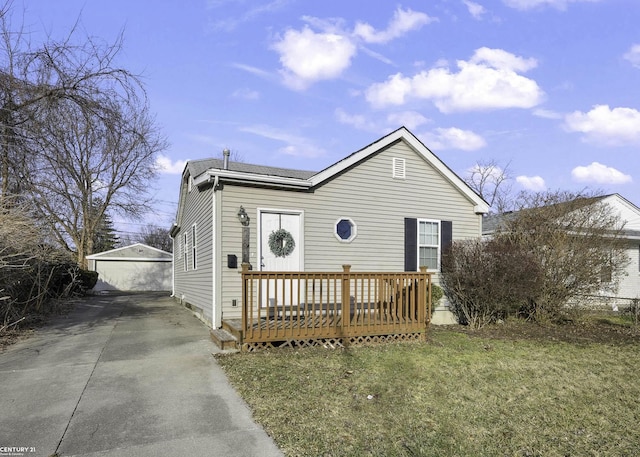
[[222, 148, 230, 170]]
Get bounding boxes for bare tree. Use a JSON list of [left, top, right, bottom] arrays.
[[0, 4, 167, 267], [498, 190, 629, 321], [121, 224, 172, 252], [464, 159, 513, 213], [219, 148, 244, 163]]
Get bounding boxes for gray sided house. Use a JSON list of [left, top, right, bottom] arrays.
[[170, 127, 489, 328], [87, 243, 173, 292]]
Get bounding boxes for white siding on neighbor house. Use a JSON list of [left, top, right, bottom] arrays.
[[617, 242, 640, 301], [217, 139, 482, 321], [601, 195, 640, 303], [172, 176, 215, 324]]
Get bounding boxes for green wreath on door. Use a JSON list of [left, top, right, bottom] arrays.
[[268, 228, 296, 257]]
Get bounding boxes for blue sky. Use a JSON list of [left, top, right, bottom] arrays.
[[15, 0, 640, 234]]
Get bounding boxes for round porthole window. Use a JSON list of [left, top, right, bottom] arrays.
[[334, 218, 357, 243]]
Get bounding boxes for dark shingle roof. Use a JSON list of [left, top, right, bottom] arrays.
[[186, 158, 317, 181]]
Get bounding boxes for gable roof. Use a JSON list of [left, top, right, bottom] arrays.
[[483, 193, 640, 240], [86, 243, 172, 260], [186, 158, 316, 181], [182, 127, 489, 215]]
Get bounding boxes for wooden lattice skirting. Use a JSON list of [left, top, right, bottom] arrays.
[[241, 332, 426, 352]]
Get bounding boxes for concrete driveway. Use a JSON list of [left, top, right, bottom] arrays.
[[0, 293, 283, 457]]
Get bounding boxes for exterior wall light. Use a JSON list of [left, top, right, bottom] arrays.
[[237, 206, 250, 226]]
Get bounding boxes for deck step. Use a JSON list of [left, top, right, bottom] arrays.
[[222, 319, 243, 340], [210, 328, 238, 351]]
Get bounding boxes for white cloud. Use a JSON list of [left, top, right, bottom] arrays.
[[623, 44, 640, 69], [503, 0, 601, 11], [353, 7, 435, 44], [239, 124, 327, 158], [231, 63, 273, 79], [272, 7, 433, 90], [335, 108, 378, 132], [564, 105, 640, 145], [422, 127, 487, 151], [272, 27, 357, 90], [571, 162, 632, 185], [386, 111, 430, 130], [533, 108, 563, 119], [470, 47, 537, 72], [208, 0, 288, 32], [231, 88, 260, 100], [463, 1, 487, 20], [516, 175, 546, 191], [365, 47, 544, 113], [156, 155, 187, 175]]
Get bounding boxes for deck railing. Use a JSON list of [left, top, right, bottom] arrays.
[[241, 264, 431, 344]]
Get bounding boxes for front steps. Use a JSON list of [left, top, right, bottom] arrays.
[[210, 319, 243, 351]]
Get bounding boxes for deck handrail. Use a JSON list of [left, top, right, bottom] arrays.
[[241, 264, 431, 344]]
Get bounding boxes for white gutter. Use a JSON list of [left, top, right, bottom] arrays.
[[194, 169, 312, 190]]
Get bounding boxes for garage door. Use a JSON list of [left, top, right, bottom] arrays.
[[93, 260, 172, 291]]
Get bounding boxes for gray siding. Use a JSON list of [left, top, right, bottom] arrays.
[[217, 140, 482, 321], [173, 176, 214, 324]]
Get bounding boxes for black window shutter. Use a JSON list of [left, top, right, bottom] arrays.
[[440, 220, 453, 271], [404, 218, 417, 271]]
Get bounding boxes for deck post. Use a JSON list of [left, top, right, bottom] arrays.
[[419, 266, 428, 326], [342, 265, 351, 333], [241, 263, 250, 338]]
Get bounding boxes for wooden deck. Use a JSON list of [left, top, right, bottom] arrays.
[[233, 265, 431, 350]]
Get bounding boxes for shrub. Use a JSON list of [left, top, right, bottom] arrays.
[[79, 269, 99, 290], [430, 284, 443, 314], [440, 237, 542, 328]]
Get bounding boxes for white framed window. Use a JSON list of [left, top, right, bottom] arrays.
[[191, 224, 197, 270], [418, 219, 440, 271], [334, 217, 357, 243], [183, 232, 188, 272], [392, 158, 406, 179], [187, 175, 193, 192]]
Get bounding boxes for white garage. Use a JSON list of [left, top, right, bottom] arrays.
[[87, 243, 172, 292]]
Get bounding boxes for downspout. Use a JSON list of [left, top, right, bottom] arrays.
[[171, 236, 175, 297], [212, 173, 222, 328]]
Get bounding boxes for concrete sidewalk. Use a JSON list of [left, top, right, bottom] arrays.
[[0, 293, 283, 457]]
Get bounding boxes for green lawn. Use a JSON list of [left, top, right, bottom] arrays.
[[216, 326, 640, 457]]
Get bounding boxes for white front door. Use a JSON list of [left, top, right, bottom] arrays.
[[259, 211, 302, 308], [260, 211, 302, 271]]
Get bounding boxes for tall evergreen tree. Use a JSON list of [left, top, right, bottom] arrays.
[[91, 200, 119, 253]]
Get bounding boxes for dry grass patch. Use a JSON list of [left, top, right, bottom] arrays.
[[217, 323, 640, 456]]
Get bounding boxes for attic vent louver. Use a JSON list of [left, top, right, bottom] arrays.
[[392, 158, 406, 179]]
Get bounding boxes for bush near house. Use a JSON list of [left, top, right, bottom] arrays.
[[442, 191, 629, 327], [440, 237, 542, 328]]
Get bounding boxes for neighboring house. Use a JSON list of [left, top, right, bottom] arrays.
[[483, 193, 640, 306], [170, 127, 489, 331], [87, 243, 172, 292]]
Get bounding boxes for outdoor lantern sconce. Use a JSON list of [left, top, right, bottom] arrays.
[[237, 206, 250, 226], [238, 205, 251, 268]]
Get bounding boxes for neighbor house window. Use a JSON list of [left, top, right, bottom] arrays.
[[334, 217, 357, 243], [192, 224, 197, 270], [418, 220, 440, 270], [183, 232, 188, 272]]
